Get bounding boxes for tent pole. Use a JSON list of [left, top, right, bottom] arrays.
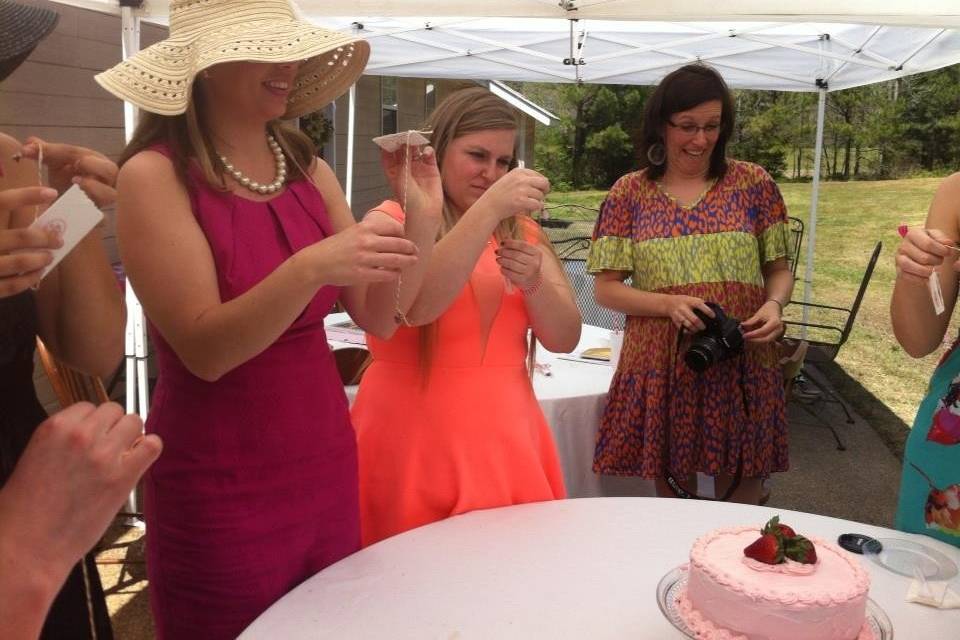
[[802, 85, 827, 329], [121, 3, 145, 527], [345, 84, 356, 207], [323, 101, 336, 169]]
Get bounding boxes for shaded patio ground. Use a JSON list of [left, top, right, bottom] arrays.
[[769, 362, 906, 528]]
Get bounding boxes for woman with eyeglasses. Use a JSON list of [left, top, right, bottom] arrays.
[[587, 63, 795, 504]]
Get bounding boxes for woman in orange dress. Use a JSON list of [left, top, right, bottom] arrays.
[[353, 87, 582, 546]]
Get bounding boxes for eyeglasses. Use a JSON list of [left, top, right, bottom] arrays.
[[668, 121, 721, 136]]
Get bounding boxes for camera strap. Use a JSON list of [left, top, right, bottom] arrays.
[[661, 326, 745, 501]]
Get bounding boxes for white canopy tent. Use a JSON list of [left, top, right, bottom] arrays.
[[44, 2, 960, 504]]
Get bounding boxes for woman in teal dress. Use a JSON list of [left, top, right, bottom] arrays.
[[892, 172, 960, 546]]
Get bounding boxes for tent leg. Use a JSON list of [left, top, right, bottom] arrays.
[[323, 101, 336, 168], [121, 5, 145, 529], [801, 86, 827, 334], [345, 84, 356, 208]]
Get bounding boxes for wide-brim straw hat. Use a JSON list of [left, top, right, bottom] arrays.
[[95, 0, 369, 119], [0, 0, 60, 82]]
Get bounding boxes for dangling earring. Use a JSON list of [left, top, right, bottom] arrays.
[[646, 142, 665, 166]]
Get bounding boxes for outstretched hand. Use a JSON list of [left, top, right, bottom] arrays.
[[496, 239, 542, 292], [895, 226, 958, 282], [473, 167, 550, 223], [665, 294, 714, 332], [381, 144, 443, 220], [0, 186, 61, 298], [0, 402, 161, 588], [304, 213, 419, 286], [740, 300, 783, 343], [19, 137, 119, 208]]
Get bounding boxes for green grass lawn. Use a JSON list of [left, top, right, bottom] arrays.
[[546, 176, 955, 428]]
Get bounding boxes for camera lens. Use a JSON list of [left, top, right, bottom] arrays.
[[685, 346, 712, 372], [685, 339, 723, 372]]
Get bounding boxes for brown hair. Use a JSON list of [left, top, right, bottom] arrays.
[[117, 79, 316, 186], [639, 63, 735, 181], [418, 87, 555, 379], [425, 86, 522, 241]]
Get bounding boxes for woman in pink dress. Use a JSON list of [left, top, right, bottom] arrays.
[[101, 1, 441, 637]]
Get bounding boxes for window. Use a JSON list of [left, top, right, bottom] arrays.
[[381, 77, 398, 135]]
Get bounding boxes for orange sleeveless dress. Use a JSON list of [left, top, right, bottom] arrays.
[[353, 212, 566, 546]]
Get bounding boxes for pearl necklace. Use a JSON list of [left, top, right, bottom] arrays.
[[219, 134, 287, 195]]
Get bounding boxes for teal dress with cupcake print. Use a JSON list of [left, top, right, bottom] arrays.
[[896, 338, 960, 547]]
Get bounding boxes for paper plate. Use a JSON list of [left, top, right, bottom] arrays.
[[580, 347, 610, 361], [863, 538, 959, 581]]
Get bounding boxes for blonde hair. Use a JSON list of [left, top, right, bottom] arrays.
[[118, 79, 315, 186], [419, 87, 558, 379]]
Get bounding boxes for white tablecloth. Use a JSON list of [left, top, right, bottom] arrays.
[[325, 313, 639, 498], [240, 498, 960, 639]]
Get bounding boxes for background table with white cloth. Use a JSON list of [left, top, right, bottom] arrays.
[[240, 497, 960, 639], [324, 313, 647, 498]]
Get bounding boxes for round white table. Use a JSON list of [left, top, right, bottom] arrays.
[[324, 313, 642, 498], [240, 498, 960, 639]]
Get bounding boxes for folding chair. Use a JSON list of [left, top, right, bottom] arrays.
[[552, 236, 591, 260], [560, 255, 623, 330], [35, 338, 111, 408], [781, 241, 883, 450], [787, 216, 804, 276]]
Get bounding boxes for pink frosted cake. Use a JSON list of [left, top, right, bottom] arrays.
[[675, 520, 873, 640]]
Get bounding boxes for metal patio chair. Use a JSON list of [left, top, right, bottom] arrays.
[[787, 216, 804, 276], [780, 241, 883, 450]]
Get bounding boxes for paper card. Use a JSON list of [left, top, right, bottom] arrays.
[[929, 270, 946, 315], [28, 184, 103, 280], [372, 130, 432, 153]]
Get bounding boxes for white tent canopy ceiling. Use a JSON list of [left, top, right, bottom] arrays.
[[315, 19, 960, 92], [51, 0, 960, 28], [53, 1, 960, 91]]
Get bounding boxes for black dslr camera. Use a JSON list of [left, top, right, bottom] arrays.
[[683, 302, 744, 373]]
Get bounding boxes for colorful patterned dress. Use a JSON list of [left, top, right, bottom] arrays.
[[895, 339, 960, 547], [586, 160, 791, 479]]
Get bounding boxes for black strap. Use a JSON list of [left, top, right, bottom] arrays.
[[661, 326, 745, 501]]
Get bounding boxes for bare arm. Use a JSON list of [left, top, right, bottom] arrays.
[[891, 173, 960, 357], [594, 270, 716, 332], [116, 151, 416, 382]]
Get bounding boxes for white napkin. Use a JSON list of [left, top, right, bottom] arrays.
[[906, 568, 960, 608]]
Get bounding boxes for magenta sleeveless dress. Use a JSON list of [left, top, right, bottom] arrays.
[[143, 147, 359, 639]]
